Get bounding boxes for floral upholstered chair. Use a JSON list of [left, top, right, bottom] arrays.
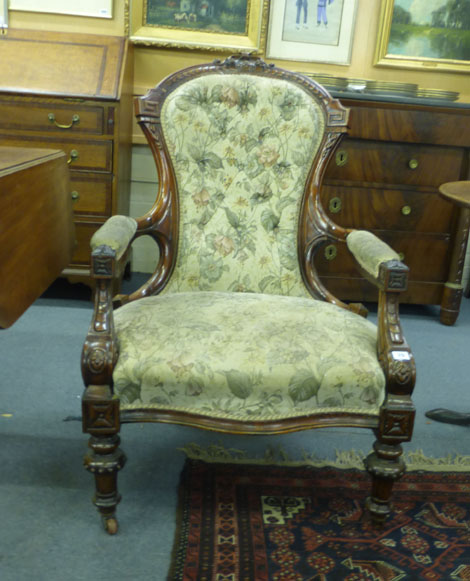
[[81, 55, 416, 534]]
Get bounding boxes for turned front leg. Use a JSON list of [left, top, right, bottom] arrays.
[[82, 385, 125, 534], [364, 440, 405, 524], [84, 433, 126, 534]]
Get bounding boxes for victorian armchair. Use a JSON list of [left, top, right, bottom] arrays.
[[81, 55, 416, 534]]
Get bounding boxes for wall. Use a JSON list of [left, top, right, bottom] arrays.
[[7, 0, 470, 274], [9, 0, 470, 106], [130, 1, 470, 106], [6, 1, 125, 35]]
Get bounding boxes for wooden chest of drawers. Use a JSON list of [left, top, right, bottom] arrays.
[[319, 97, 470, 324], [0, 29, 133, 290]]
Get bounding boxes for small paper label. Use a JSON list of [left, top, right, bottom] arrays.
[[392, 351, 411, 361]]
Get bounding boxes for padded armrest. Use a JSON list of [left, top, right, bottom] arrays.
[[346, 230, 401, 279], [90, 216, 138, 260]]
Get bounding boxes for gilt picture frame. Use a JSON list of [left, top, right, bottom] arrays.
[[375, 0, 470, 74], [126, 0, 269, 52], [266, 0, 358, 65]]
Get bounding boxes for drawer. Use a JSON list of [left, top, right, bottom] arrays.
[[344, 102, 470, 148], [70, 173, 113, 216], [0, 99, 105, 135], [0, 135, 113, 172], [320, 186, 454, 234], [320, 277, 445, 305], [315, 232, 450, 282], [70, 221, 104, 265], [325, 139, 464, 188]]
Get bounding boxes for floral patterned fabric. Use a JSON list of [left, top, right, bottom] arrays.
[[91, 215, 137, 259], [159, 74, 325, 297], [110, 73, 387, 422], [347, 230, 400, 278], [114, 292, 384, 421]]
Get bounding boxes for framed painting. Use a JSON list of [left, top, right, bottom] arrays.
[[375, 0, 470, 73], [126, 0, 269, 52], [266, 0, 358, 64], [1, 0, 7, 28]]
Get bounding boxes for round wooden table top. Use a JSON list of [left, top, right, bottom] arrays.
[[438, 181, 470, 208]]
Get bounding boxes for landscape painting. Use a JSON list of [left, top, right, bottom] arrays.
[[145, 0, 248, 34], [127, 0, 267, 51], [375, 0, 470, 72]]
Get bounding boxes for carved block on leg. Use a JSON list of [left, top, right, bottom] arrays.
[[82, 386, 125, 534], [364, 441, 405, 525]]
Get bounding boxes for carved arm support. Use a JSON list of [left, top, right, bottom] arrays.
[[81, 216, 138, 434], [347, 230, 416, 441], [82, 216, 137, 386]]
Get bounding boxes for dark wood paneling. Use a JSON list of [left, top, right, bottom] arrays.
[[342, 99, 470, 147], [315, 232, 450, 282], [326, 138, 464, 187], [320, 276, 445, 305], [322, 98, 470, 321]]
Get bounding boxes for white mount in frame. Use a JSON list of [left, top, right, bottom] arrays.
[[1, 0, 7, 28], [267, 0, 358, 65], [9, 0, 113, 19]]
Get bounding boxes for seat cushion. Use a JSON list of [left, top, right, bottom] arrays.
[[113, 292, 385, 421]]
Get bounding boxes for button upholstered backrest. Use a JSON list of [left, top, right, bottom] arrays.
[[160, 74, 324, 297], [135, 58, 349, 299]]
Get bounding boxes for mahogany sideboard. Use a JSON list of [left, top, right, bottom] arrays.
[[0, 146, 75, 328], [318, 95, 470, 325], [0, 29, 133, 291]]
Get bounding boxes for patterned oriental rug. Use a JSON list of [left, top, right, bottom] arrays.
[[169, 459, 470, 581]]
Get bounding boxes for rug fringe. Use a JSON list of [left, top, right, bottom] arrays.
[[179, 442, 470, 472]]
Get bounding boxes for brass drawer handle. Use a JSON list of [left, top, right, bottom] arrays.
[[67, 150, 79, 165], [335, 150, 348, 167], [408, 159, 419, 170], [48, 113, 80, 129], [324, 244, 337, 261], [401, 205, 411, 216], [329, 197, 342, 214], [71, 191, 80, 202]]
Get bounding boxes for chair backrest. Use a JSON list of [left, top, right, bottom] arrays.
[[135, 55, 349, 300]]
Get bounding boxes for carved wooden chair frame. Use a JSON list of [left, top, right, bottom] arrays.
[[81, 55, 416, 534]]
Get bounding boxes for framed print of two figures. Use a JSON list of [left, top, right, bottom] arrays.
[[267, 0, 357, 64]]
